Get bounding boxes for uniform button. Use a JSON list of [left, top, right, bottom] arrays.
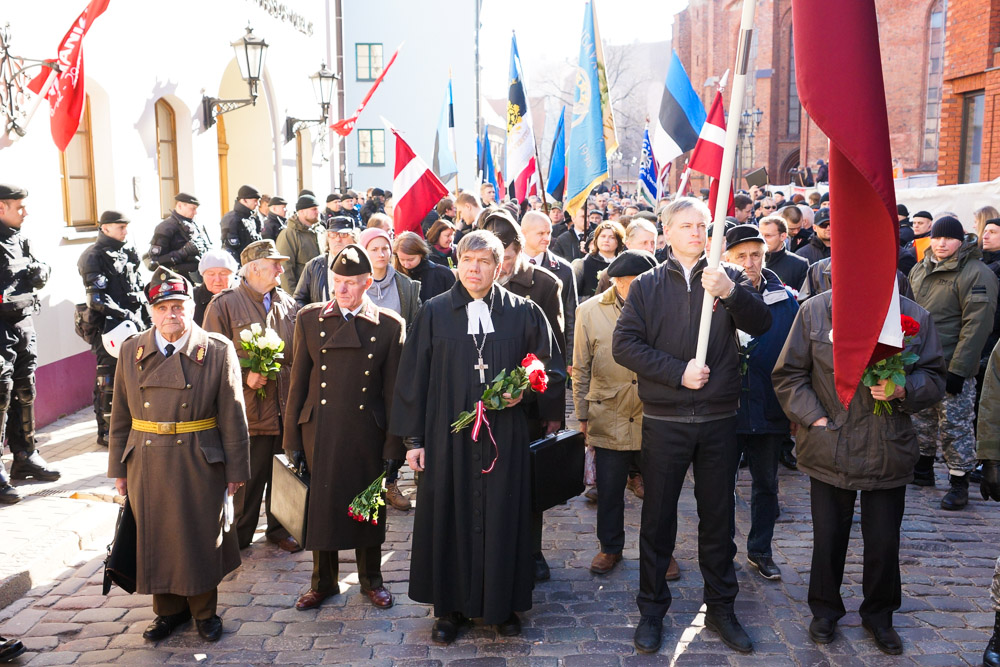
[[139, 365, 143, 371], [321, 365, 327, 371], [474, 490, 481, 498], [143, 401, 150, 408], [181, 403, 188, 408], [364, 371, 370, 376], [359, 405, 364, 410], [319, 317, 324, 322], [145, 440, 151, 445], [362, 387, 367, 392], [473, 453, 480, 461], [474, 526, 482, 533], [176, 439, 182, 445], [186, 384, 192, 389], [474, 509, 481, 516], [322, 349, 327, 354], [370, 337, 376, 342], [319, 331, 326, 337], [321, 382, 327, 388], [629, 417, 635, 422], [321, 399, 327, 405], [367, 353, 373, 359], [632, 380, 637, 385]]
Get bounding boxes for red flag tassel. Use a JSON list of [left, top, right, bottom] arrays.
[[470, 400, 499, 474]]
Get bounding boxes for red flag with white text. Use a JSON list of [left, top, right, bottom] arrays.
[[331, 46, 401, 137], [27, 0, 110, 152], [793, 0, 901, 407], [390, 126, 449, 237]]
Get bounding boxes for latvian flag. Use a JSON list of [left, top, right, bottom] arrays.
[[389, 124, 449, 238], [688, 90, 733, 215]]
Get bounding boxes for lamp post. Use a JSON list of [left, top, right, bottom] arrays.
[[202, 26, 269, 128], [737, 107, 763, 177], [284, 63, 340, 143]]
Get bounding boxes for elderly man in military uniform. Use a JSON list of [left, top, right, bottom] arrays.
[[0, 184, 58, 504], [147, 193, 211, 283], [203, 240, 300, 552], [220, 185, 263, 265], [284, 244, 404, 611], [77, 210, 150, 447], [108, 268, 250, 642]]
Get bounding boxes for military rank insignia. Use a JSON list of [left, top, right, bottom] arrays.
[[135, 345, 144, 362], [195, 345, 207, 364]]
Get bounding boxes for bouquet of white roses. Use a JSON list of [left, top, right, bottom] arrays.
[[238, 323, 285, 399]]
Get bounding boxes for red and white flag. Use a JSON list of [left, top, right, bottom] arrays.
[[389, 124, 448, 237], [331, 45, 401, 137], [27, 0, 110, 152], [687, 91, 733, 216], [793, 0, 901, 407]]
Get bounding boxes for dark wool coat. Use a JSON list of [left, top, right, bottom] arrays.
[[283, 297, 405, 551], [108, 326, 251, 596]]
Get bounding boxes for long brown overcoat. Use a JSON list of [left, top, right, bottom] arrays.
[[202, 281, 297, 436], [282, 297, 405, 551], [107, 325, 251, 596]]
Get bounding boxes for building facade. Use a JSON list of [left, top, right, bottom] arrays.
[[672, 0, 946, 191]]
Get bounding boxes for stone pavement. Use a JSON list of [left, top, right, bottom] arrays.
[[1, 407, 999, 665]]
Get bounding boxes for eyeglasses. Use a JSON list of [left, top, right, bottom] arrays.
[[760, 205, 775, 210]]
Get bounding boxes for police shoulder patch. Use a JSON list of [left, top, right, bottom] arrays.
[[93, 274, 108, 289]]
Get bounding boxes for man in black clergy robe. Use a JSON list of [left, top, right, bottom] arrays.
[[391, 230, 562, 644]]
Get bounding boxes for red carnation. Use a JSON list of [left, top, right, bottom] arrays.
[[900, 315, 920, 338], [521, 353, 539, 368], [529, 368, 548, 393]]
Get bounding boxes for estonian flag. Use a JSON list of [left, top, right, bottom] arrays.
[[546, 106, 567, 202], [652, 51, 707, 173]]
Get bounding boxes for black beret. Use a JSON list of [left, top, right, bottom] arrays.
[[814, 208, 831, 226], [912, 210, 933, 221], [330, 244, 373, 276], [607, 250, 657, 278], [99, 210, 130, 225], [0, 184, 27, 200], [296, 194, 320, 211], [930, 215, 965, 241], [371, 188, 386, 198], [897, 204, 909, 217], [326, 215, 356, 232], [326, 193, 341, 202], [269, 196, 287, 206], [725, 224, 765, 250], [237, 185, 261, 200], [174, 192, 200, 205]]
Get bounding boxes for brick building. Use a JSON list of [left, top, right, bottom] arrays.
[[672, 0, 947, 190], [938, 0, 1000, 184]]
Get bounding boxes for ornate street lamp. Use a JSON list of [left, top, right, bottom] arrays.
[[284, 63, 340, 143], [202, 25, 269, 128]]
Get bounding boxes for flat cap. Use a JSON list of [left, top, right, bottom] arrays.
[[296, 194, 320, 211], [607, 250, 657, 278], [269, 196, 287, 207], [99, 210, 130, 225], [174, 192, 199, 205], [331, 244, 373, 276], [198, 248, 238, 274], [237, 185, 261, 200], [725, 224, 766, 250], [145, 268, 192, 304], [326, 215, 356, 232], [0, 184, 28, 200], [240, 239, 289, 265]]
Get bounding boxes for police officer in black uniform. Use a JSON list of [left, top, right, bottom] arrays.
[[147, 192, 211, 283], [262, 196, 288, 241], [0, 184, 59, 504], [77, 210, 150, 446], [220, 185, 263, 265]]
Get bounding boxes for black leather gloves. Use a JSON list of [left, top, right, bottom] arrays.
[[286, 450, 308, 479], [945, 372, 965, 395], [403, 436, 424, 450]]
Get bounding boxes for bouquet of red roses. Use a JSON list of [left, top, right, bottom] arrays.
[[861, 314, 921, 416], [450, 353, 548, 432], [348, 471, 386, 525]]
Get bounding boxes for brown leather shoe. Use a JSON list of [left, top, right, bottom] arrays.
[[385, 481, 412, 511], [627, 474, 645, 499], [295, 589, 332, 610], [268, 535, 304, 553], [665, 556, 680, 581], [366, 585, 394, 608], [590, 552, 623, 575]]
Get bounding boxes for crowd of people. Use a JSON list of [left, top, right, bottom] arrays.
[[2, 176, 1000, 664]]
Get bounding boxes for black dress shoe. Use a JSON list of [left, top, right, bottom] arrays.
[[0, 636, 26, 663], [634, 615, 662, 654], [142, 610, 192, 641], [808, 617, 836, 644], [196, 615, 223, 642], [431, 612, 468, 644], [704, 610, 753, 653], [778, 450, 797, 470], [862, 620, 902, 655], [497, 612, 521, 637], [747, 554, 781, 580], [533, 552, 550, 582]]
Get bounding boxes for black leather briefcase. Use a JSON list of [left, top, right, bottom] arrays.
[[529, 429, 585, 513], [102, 497, 137, 595], [271, 454, 309, 545]]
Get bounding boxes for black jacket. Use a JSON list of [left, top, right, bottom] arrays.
[[788, 228, 813, 254], [898, 232, 930, 276], [576, 253, 612, 300], [612, 250, 771, 418], [552, 227, 588, 262], [147, 211, 210, 280], [408, 258, 456, 303], [795, 234, 831, 266], [764, 247, 809, 294], [220, 201, 262, 265], [0, 224, 49, 321], [78, 231, 148, 329], [534, 250, 577, 361], [261, 213, 286, 241]]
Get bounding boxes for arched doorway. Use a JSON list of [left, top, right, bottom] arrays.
[[215, 59, 275, 204], [779, 149, 800, 185]]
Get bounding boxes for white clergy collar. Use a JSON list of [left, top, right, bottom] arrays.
[[467, 298, 495, 335]]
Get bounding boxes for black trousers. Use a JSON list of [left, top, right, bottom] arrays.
[[0, 317, 37, 455], [595, 447, 640, 554], [808, 477, 905, 629], [312, 546, 383, 594], [637, 417, 740, 618], [235, 434, 289, 548]]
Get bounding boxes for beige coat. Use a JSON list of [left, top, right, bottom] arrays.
[[572, 287, 642, 451], [108, 325, 250, 596], [202, 281, 298, 436]]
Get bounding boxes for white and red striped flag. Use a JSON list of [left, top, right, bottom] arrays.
[[387, 122, 448, 237], [687, 90, 733, 215]]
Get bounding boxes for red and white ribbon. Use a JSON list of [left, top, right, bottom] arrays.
[[470, 400, 499, 474]]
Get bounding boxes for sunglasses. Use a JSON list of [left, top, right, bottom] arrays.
[[816, 221, 830, 228]]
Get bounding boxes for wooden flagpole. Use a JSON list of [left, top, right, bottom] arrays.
[[695, 0, 756, 365]]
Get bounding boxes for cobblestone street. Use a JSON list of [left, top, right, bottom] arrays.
[[1, 408, 999, 665]]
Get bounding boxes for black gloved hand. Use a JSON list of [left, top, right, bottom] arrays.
[[945, 372, 965, 395], [403, 436, 424, 450], [286, 450, 308, 478], [981, 461, 1000, 502]]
